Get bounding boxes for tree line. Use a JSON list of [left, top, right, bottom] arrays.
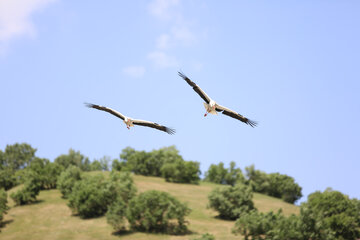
[[1, 142, 360, 239]]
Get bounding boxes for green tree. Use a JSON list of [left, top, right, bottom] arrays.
[[161, 159, 200, 184], [105, 172, 137, 231], [205, 162, 245, 186], [57, 165, 82, 198], [204, 162, 227, 184], [0, 188, 8, 224], [127, 190, 191, 234], [90, 160, 102, 171], [0, 168, 16, 190], [67, 174, 111, 218], [1, 143, 36, 170], [54, 149, 90, 171], [10, 170, 42, 205], [111, 159, 127, 171], [208, 184, 255, 220], [299, 189, 360, 240]]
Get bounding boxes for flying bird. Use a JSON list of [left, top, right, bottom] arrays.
[[85, 103, 175, 134], [178, 72, 257, 127]]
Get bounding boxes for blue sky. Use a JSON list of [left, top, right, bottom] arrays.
[[1, 0, 359, 203]]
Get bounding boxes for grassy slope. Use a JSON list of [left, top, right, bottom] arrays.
[[1, 173, 299, 240]]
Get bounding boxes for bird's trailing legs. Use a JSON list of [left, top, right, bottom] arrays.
[[204, 111, 208, 117], [127, 126, 130, 130]]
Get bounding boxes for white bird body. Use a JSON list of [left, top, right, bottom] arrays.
[[178, 72, 257, 127], [85, 103, 175, 134], [203, 100, 218, 115]]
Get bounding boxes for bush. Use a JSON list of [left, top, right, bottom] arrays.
[[161, 160, 200, 184], [205, 161, 245, 186], [67, 174, 111, 218], [28, 158, 63, 189], [192, 233, 215, 240], [105, 172, 137, 231], [106, 171, 137, 204], [245, 165, 302, 204], [57, 165, 82, 198], [232, 209, 285, 240], [10, 170, 42, 205], [127, 190, 191, 234], [106, 198, 127, 232], [54, 149, 90, 171], [0, 188, 8, 223], [0, 168, 16, 190], [68, 172, 137, 219], [208, 184, 255, 220], [299, 189, 360, 240]]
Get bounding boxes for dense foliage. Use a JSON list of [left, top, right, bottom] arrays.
[[245, 165, 302, 203], [127, 190, 191, 234], [57, 165, 82, 198], [204, 161, 245, 186], [192, 233, 216, 240], [10, 170, 42, 205], [27, 157, 63, 189], [67, 174, 111, 218], [161, 159, 200, 184], [0, 188, 8, 224], [116, 146, 201, 184], [54, 149, 90, 171], [299, 189, 360, 240], [0, 143, 37, 190], [232, 189, 360, 240], [68, 171, 137, 219], [208, 184, 255, 220]]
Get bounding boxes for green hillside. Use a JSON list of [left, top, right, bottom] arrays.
[[1, 173, 299, 240]]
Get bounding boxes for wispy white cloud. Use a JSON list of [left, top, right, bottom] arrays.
[[156, 33, 171, 49], [122, 66, 146, 78], [0, 0, 57, 53], [148, 0, 180, 21], [147, 51, 178, 69], [147, 0, 202, 69]]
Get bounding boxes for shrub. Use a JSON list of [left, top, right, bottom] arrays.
[[127, 190, 191, 234], [28, 158, 63, 189], [10, 170, 42, 205], [192, 233, 215, 240], [299, 189, 360, 240], [67, 174, 111, 218], [106, 198, 127, 232], [54, 149, 90, 171], [0, 168, 16, 190], [161, 160, 200, 184], [245, 165, 302, 204], [232, 209, 285, 240], [208, 184, 254, 220], [205, 161, 245, 186], [106, 171, 137, 203], [57, 165, 82, 198], [105, 172, 137, 231], [0, 188, 8, 223]]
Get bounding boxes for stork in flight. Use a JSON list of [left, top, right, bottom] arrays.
[[178, 72, 257, 127], [85, 103, 175, 134]]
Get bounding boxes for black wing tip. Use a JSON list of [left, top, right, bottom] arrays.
[[165, 127, 176, 135], [247, 119, 258, 128], [84, 102, 95, 108], [178, 71, 187, 79]]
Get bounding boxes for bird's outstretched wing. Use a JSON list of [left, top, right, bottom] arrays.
[[132, 119, 176, 135], [215, 104, 257, 127], [84, 103, 126, 120], [178, 72, 211, 104]]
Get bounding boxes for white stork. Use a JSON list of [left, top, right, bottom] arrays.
[[85, 103, 175, 134], [178, 72, 257, 127]]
